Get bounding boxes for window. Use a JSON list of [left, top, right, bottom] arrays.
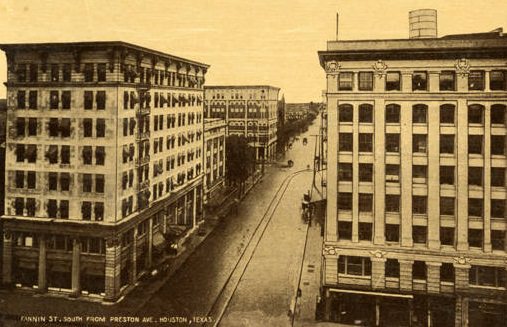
[[385, 224, 399, 242], [338, 256, 371, 276], [412, 165, 427, 184], [491, 168, 505, 187], [96, 91, 106, 109], [123, 118, 128, 136], [48, 118, 59, 137], [84, 91, 93, 110], [468, 198, 483, 218], [412, 134, 427, 153], [47, 199, 57, 218], [491, 136, 505, 155], [95, 175, 104, 193], [60, 118, 71, 137], [491, 230, 505, 250], [17, 91, 26, 109], [440, 227, 455, 246], [82, 146, 92, 165], [385, 104, 400, 123], [386, 72, 401, 91], [469, 266, 506, 287], [15, 171, 24, 188], [359, 163, 373, 182], [469, 229, 483, 248], [29, 64, 38, 82], [28, 118, 37, 136], [17, 64, 27, 82], [26, 145, 37, 163], [83, 174, 92, 193], [440, 71, 456, 91], [413, 196, 427, 214], [440, 104, 455, 124], [83, 119, 92, 137], [385, 195, 400, 213], [440, 197, 455, 216], [358, 104, 373, 122], [338, 72, 353, 91], [82, 202, 92, 220], [338, 222, 352, 240], [27, 171, 36, 189], [50, 64, 59, 82], [26, 198, 36, 217], [468, 167, 483, 186], [96, 146, 105, 165], [385, 164, 399, 183], [97, 63, 106, 82], [338, 133, 352, 152], [63, 64, 71, 82], [60, 200, 69, 219], [412, 71, 427, 91], [338, 192, 352, 210], [468, 104, 484, 124], [385, 134, 400, 152], [413, 261, 426, 280], [61, 91, 71, 109], [358, 72, 373, 91], [61, 145, 70, 164], [96, 119, 105, 137], [16, 117, 25, 137], [14, 198, 24, 215], [413, 226, 427, 244], [338, 104, 353, 122], [468, 135, 483, 155], [491, 199, 505, 218], [359, 194, 373, 212], [468, 71, 485, 90], [60, 173, 70, 191], [358, 223, 372, 241], [440, 135, 454, 154], [46, 145, 58, 164], [359, 133, 373, 152], [84, 63, 94, 82], [338, 163, 352, 181], [95, 202, 104, 221], [50, 91, 59, 109], [412, 104, 427, 123], [440, 263, 455, 283], [491, 104, 506, 125], [28, 91, 37, 109], [385, 259, 400, 278]]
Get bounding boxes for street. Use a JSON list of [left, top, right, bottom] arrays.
[[138, 118, 321, 325]]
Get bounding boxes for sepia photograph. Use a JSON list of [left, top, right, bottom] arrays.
[[0, 0, 506, 326]]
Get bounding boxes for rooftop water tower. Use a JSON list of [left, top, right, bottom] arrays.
[[409, 9, 438, 39]]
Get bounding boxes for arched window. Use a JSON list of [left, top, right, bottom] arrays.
[[440, 104, 455, 124], [338, 104, 353, 122], [412, 104, 428, 124], [491, 104, 506, 125], [468, 104, 485, 124], [385, 104, 401, 123], [358, 104, 373, 123]]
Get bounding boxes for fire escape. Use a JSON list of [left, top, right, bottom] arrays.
[[136, 70, 152, 211]]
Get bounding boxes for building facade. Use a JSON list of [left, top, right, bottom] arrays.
[[318, 20, 507, 326], [285, 103, 309, 122], [203, 118, 226, 202], [204, 86, 279, 161], [0, 41, 208, 301]]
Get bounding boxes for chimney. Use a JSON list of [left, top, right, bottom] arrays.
[[336, 13, 339, 40], [409, 9, 438, 39]]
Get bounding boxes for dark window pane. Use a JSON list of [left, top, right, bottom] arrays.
[[84, 91, 93, 110], [490, 71, 506, 91], [386, 72, 400, 91], [468, 71, 485, 90], [440, 104, 455, 124], [358, 72, 373, 91], [385, 104, 400, 123], [439, 71, 455, 91], [338, 72, 353, 91], [412, 71, 427, 91]]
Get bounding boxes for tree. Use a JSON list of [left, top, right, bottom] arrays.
[[225, 135, 255, 196]]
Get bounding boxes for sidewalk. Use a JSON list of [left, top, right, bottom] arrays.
[[0, 171, 267, 324]]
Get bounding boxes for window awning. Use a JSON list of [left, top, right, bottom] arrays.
[[330, 288, 413, 299]]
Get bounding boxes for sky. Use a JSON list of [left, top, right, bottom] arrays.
[[0, 0, 506, 102]]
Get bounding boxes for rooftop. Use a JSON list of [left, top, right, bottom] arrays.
[[205, 85, 280, 91]]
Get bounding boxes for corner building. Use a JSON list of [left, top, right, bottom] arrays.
[[319, 28, 507, 325], [204, 86, 279, 161], [0, 42, 208, 301]]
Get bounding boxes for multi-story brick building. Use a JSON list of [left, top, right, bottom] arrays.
[[0, 41, 208, 301], [203, 118, 226, 202], [285, 103, 309, 122], [318, 11, 507, 326], [204, 85, 279, 161]]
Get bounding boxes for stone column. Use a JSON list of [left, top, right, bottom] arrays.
[[399, 259, 414, 292], [373, 98, 386, 245], [401, 71, 412, 92], [456, 72, 468, 92], [456, 99, 469, 251], [484, 70, 491, 92], [71, 238, 81, 297], [454, 262, 471, 293], [2, 230, 13, 284], [131, 229, 138, 284], [104, 237, 121, 302], [455, 295, 469, 327], [483, 104, 492, 252], [426, 262, 441, 294], [37, 235, 47, 292], [183, 193, 188, 225], [147, 218, 153, 268], [326, 93, 338, 241], [427, 103, 441, 249], [428, 71, 440, 93], [400, 102, 413, 247], [371, 256, 386, 290], [352, 103, 359, 243], [192, 187, 198, 227]]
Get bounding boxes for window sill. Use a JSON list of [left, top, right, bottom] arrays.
[[385, 277, 399, 282], [469, 285, 506, 291], [338, 274, 371, 280]]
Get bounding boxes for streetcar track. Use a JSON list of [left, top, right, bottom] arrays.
[[204, 168, 311, 327]]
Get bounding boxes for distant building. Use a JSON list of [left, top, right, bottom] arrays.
[[319, 11, 507, 327], [204, 85, 279, 161], [0, 99, 5, 280], [203, 118, 226, 202], [285, 103, 309, 122], [0, 41, 208, 301]]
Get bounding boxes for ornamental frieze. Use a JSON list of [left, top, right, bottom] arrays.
[[453, 255, 471, 265], [325, 60, 341, 73], [372, 60, 388, 77], [455, 58, 471, 77], [322, 245, 338, 256]]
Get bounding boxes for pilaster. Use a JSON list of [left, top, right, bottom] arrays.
[[352, 103, 359, 243], [373, 98, 386, 245], [483, 104, 492, 252], [456, 98, 469, 251], [399, 259, 414, 291], [131, 228, 138, 284], [71, 238, 81, 297], [400, 102, 413, 247], [326, 94, 338, 241], [428, 71, 440, 93], [147, 217, 153, 268], [371, 257, 386, 290], [401, 71, 412, 92], [426, 262, 442, 294], [427, 102, 441, 249], [454, 263, 471, 293], [2, 230, 13, 284], [38, 235, 47, 292], [104, 237, 121, 302]]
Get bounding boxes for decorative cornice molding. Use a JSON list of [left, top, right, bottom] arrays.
[[325, 60, 340, 73], [455, 58, 471, 77], [453, 255, 471, 265], [372, 59, 388, 78], [369, 250, 387, 259], [322, 245, 338, 256]]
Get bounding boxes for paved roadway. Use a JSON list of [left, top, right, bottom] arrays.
[[138, 118, 320, 325]]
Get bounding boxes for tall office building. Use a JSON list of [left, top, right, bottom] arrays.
[[318, 11, 507, 326], [203, 118, 226, 202], [0, 41, 208, 301], [204, 86, 279, 161]]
